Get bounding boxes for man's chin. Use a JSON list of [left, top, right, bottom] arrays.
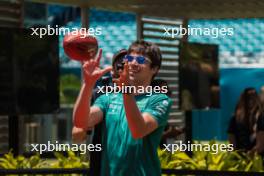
[[129, 76, 136, 82]]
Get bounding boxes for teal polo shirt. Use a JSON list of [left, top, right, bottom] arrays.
[[93, 93, 172, 176]]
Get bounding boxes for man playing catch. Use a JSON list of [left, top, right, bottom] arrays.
[[73, 40, 172, 176]]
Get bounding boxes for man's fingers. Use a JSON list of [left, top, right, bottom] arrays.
[[83, 60, 91, 69], [100, 66, 112, 76], [124, 60, 128, 69], [124, 60, 129, 74], [83, 60, 95, 73], [118, 69, 123, 75], [113, 79, 122, 87], [112, 78, 120, 85], [95, 48, 102, 66]]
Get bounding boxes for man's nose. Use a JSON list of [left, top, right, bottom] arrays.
[[130, 58, 138, 65]]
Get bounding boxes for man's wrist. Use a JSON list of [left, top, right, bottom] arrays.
[[123, 83, 134, 96], [81, 83, 95, 97], [83, 80, 96, 87], [124, 92, 134, 96], [123, 91, 134, 97]]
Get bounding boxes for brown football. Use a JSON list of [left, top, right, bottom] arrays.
[[63, 32, 98, 61]]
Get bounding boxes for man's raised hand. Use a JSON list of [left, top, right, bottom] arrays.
[[113, 60, 130, 86], [82, 49, 112, 85]]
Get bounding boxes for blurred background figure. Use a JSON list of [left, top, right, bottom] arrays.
[[260, 86, 264, 104], [151, 79, 184, 148], [111, 49, 127, 79], [228, 87, 264, 155]]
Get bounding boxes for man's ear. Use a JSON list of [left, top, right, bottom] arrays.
[[151, 66, 159, 75]]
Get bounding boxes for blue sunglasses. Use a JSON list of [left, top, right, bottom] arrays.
[[123, 55, 151, 64]]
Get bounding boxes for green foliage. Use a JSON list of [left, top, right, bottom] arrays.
[[50, 151, 89, 169], [159, 141, 264, 174], [0, 151, 45, 169], [60, 74, 81, 104], [0, 150, 89, 170], [1, 141, 263, 175]]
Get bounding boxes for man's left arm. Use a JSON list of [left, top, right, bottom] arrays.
[[115, 61, 171, 139], [123, 94, 159, 139], [123, 94, 171, 139]]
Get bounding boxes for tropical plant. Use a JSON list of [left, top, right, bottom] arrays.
[[60, 74, 81, 104], [0, 150, 89, 171], [158, 141, 264, 174]]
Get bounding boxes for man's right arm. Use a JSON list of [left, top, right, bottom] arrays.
[[72, 49, 112, 136], [73, 83, 103, 130]]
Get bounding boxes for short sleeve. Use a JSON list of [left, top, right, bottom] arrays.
[[143, 94, 172, 127], [227, 116, 236, 134], [257, 114, 264, 131], [93, 94, 109, 114]]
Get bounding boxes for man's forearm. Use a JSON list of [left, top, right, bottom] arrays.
[[73, 83, 94, 130], [123, 94, 147, 139]]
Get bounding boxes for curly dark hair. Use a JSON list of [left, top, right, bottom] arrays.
[[128, 40, 162, 70]]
